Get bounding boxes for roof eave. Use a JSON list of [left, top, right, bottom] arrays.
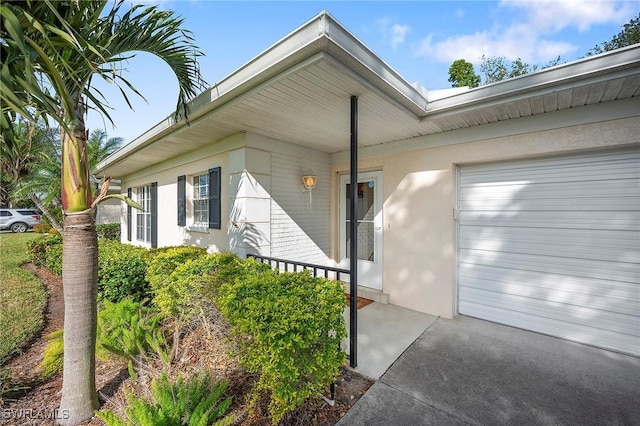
[[422, 44, 640, 120], [94, 11, 428, 176]]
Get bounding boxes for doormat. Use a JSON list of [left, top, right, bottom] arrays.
[[344, 294, 374, 309]]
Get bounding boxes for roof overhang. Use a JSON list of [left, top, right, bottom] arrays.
[[95, 11, 640, 178]]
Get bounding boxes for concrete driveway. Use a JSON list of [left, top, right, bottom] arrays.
[[338, 316, 640, 425]]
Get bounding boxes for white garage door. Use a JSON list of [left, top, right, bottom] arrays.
[[458, 148, 640, 356]]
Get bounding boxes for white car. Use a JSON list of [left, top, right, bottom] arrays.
[[0, 209, 42, 233]]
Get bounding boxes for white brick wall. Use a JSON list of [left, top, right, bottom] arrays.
[[270, 151, 331, 265]]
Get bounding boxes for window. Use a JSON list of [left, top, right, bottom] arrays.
[[177, 167, 220, 230], [136, 185, 151, 243], [192, 174, 209, 226]]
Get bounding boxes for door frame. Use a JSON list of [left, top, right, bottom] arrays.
[[338, 170, 383, 290]]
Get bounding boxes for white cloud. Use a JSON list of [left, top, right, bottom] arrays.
[[500, 0, 634, 32], [415, 33, 434, 56], [377, 18, 412, 50], [455, 7, 465, 19], [391, 24, 411, 50], [414, 0, 631, 65]]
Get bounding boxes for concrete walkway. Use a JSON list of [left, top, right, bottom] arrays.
[[338, 316, 640, 425], [343, 303, 437, 379]]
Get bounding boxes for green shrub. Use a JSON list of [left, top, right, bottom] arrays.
[[147, 246, 207, 295], [28, 233, 62, 268], [96, 223, 121, 241], [38, 330, 64, 379], [98, 240, 150, 302], [32, 223, 51, 234], [217, 268, 347, 424], [96, 373, 235, 426], [45, 242, 63, 276], [97, 298, 168, 379], [36, 299, 167, 381], [150, 251, 240, 318]]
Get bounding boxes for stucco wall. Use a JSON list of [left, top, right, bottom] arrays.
[[332, 114, 640, 318]]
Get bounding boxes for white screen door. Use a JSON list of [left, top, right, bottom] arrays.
[[339, 171, 383, 290]]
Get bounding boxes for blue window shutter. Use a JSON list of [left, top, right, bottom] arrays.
[[208, 167, 221, 229], [126, 187, 132, 241], [151, 182, 158, 248], [177, 175, 186, 226]]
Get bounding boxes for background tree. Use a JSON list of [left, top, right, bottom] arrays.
[[480, 55, 534, 84], [0, 117, 54, 207], [85, 130, 124, 174], [0, 1, 206, 424], [478, 55, 564, 84], [448, 59, 481, 88], [588, 12, 640, 55]]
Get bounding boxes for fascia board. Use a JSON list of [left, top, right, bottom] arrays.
[[423, 44, 640, 120]]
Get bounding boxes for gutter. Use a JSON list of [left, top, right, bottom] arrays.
[[421, 44, 640, 120]]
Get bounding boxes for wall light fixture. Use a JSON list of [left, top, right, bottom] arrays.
[[301, 171, 317, 205]]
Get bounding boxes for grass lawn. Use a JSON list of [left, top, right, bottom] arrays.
[[0, 233, 47, 366]]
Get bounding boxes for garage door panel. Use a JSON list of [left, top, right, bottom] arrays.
[[459, 248, 638, 282], [459, 210, 640, 231], [460, 197, 637, 212], [459, 263, 639, 299], [459, 231, 639, 263], [460, 164, 638, 184], [460, 152, 639, 184], [460, 179, 635, 201], [459, 287, 640, 337], [458, 271, 639, 316], [458, 301, 640, 356], [459, 226, 640, 250], [458, 148, 640, 356]]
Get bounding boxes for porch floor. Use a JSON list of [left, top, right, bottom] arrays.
[[342, 302, 438, 380]]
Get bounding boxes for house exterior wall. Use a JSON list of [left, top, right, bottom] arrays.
[[246, 133, 332, 265], [120, 133, 244, 252], [228, 146, 272, 257], [116, 103, 638, 321], [332, 113, 640, 319], [118, 131, 333, 266]]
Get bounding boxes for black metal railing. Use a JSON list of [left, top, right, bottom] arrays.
[[247, 254, 349, 281]]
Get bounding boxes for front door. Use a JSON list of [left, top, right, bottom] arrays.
[[339, 171, 383, 290]]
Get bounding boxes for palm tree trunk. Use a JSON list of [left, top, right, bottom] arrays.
[[58, 213, 99, 425], [58, 123, 99, 425], [29, 192, 63, 233]]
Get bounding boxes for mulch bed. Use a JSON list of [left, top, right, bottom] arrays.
[[0, 264, 374, 425]]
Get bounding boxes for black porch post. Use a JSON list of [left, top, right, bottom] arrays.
[[349, 95, 358, 368]]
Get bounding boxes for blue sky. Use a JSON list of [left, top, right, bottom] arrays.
[[87, 0, 639, 144]]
